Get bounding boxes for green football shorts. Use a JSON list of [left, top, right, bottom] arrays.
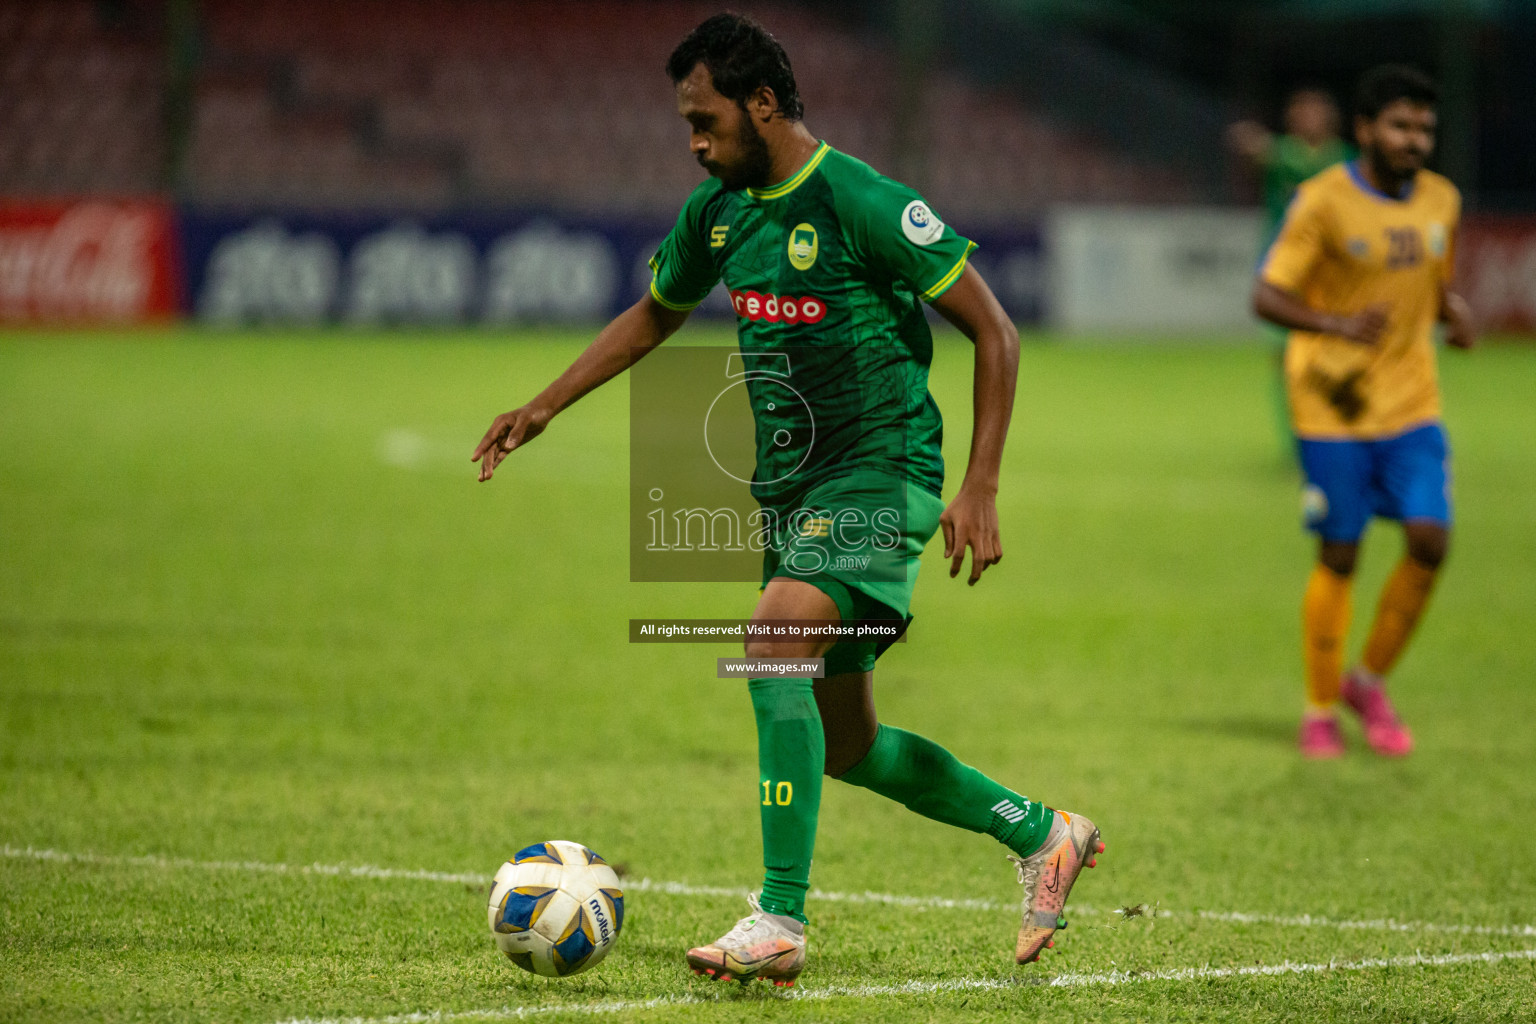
[[759, 472, 946, 675]]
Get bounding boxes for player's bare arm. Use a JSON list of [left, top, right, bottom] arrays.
[[1253, 279, 1389, 345], [929, 264, 1020, 585], [1440, 284, 1477, 350], [472, 294, 690, 481], [1226, 119, 1274, 166]]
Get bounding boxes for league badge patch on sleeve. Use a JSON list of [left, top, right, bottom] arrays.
[[901, 200, 945, 246], [1427, 222, 1447, 258]]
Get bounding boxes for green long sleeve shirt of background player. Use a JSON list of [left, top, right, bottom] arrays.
[[1263, 134, 1353, 237], [648, 142, 976, 509]]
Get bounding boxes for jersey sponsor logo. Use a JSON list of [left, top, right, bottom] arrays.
[[728, 289, 827, 325], [901, 199, 945, 246], [787, 222, 818, 270], [710, 225, 729, 249]]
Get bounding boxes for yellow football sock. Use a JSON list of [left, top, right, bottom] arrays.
[[1361, 558, 1438, 677], [1303, 564, 1353, 714]]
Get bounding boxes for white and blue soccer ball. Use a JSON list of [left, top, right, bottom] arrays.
[[487, 840, 625, 977]]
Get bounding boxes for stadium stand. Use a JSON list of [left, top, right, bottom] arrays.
[[1, 0, 1195, 216], [186, 0, 1195, 217], [0, 0, 166, 197]]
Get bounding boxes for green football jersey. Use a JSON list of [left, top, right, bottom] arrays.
[[1264, 135, 1350, 233], [648, 142, 975, 509]]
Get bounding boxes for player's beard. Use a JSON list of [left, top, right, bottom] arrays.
[[1367, 145, 1422, 196], [700, 107, 773, 191]]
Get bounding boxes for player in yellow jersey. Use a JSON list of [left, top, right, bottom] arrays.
[[1253, 65, 1476, 758]]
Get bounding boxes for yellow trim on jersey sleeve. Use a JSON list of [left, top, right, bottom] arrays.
[[748, 142, 831, 201], [648, 278, 703, 312], [920, 241, 977, 301]]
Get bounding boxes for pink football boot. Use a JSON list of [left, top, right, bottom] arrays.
[[1298, 715, 1346, 758], [1343, 670, 1414, 756]]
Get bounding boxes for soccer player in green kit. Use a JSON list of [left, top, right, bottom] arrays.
[[472, 14, 1102, 986], [1230, 88, 1351, 250], [1231, 88, 1352, 458]]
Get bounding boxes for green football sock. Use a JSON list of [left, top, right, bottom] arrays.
[[747, 677, 824, 923], [839, 724, 1054, 857]]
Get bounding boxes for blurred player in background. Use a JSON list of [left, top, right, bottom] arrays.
[[1231, 88, 1351, 251], [1252, 65, 1476, 759], [473, 13, 1101, 987], [1231, 88, 1351, 460]]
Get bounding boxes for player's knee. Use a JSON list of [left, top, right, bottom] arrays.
[[822, 725, 877, 779], [822, 742, 865, 780], [743, 638, 819, 660], [818, 704, 877, 778], [1318, 541, 1358, 576], [1405, 524, 1449, 569]]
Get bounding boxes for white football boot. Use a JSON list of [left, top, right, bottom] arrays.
[[1009, 808, 1104, 964], [686, 893, 806, 987]]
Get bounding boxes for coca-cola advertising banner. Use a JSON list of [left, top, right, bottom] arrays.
[[1459, 216, 1536, 334], [0, 200, 180, 325], [176, 207, 1045, 327]]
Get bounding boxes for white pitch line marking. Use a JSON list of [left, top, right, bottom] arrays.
[[265, 948, 1536, 1023], [3, 844, 486, 886], [0, 844, 1013, 912], [1195, 908, 1536, 940], [7, 844, 1535, 939]]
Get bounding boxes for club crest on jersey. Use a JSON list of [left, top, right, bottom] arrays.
[[1346, 237, 1370, 259], [901, 200, 944, 246], [787, 223, 818, 270]]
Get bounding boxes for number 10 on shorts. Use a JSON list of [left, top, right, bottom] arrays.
[[761, 780, 794, 805]]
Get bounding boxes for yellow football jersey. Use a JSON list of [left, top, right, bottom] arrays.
[[1261, 161, 1459, 439]]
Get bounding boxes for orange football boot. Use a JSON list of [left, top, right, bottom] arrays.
[[1009, 809, 1104, 964]]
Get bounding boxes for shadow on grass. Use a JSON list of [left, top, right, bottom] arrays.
[[1179, 716, 1297, 747]]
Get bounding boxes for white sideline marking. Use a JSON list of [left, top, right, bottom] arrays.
[[1046, 947, 1536, 987], [264, 949, 1536, 1023], [3, 845, 487, 886], [632, 875, 1004, 912], [1196, 908, 1536, 940], [0, 845, 1006, 913], [8, 844, 1536, 939]]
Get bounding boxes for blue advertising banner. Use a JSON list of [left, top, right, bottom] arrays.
[[176, 207, 1043, 326], [966, 225, 1044, 326]]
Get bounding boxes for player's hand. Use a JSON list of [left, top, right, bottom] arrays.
[[1226, 120, 1272, 162], [940, 483, 1002, 586], [472, 404, 552, 482], [1336, 304, 1390, 345], [1442, 291, 1477, 350]]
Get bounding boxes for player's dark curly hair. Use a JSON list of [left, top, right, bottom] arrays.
[[666, 13, 804, 121], [1354, 64, 1438, 120]]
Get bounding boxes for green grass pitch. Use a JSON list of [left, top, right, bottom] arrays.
[[2, 327, 1534, 1023]]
